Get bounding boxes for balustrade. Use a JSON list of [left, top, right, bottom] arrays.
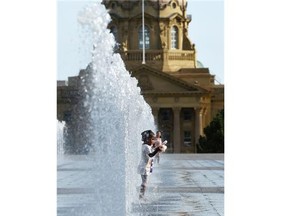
[[119, 50, 195, 62]]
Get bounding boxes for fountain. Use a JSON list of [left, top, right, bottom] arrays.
[[57, 2, 156, 215], [57, 120, 66, 156]]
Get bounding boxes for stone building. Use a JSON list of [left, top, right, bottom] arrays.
[[57, 0, 224, 153]]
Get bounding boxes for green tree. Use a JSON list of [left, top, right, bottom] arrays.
[[197, 109, 224, 153]]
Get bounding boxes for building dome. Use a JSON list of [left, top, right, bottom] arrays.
[[197, 60, 204, 68]]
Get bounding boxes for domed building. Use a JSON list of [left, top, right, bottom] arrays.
[[103, 0, 195, 72], [57, 0, 224, 153]]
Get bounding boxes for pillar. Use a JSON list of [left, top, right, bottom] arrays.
[[151, 107, 159, 128], [202, 107, 207, 131], [173, 107, 181, 153], [194, 107, 203, 153]]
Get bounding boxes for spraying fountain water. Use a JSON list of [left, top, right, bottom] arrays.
[[57, 2, 156, 215], [57, 120, 66, 156]]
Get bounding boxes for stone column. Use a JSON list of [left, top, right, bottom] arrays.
[[173, 107, 181, 153], [151, 107, 159, 128], [202, 108, 207, 132], [194, 107, 203, 153]]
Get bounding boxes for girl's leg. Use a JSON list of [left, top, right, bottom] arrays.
[[139, 175, 148, 198]]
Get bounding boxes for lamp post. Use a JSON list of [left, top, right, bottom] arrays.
[[142, 0, 146, 64]]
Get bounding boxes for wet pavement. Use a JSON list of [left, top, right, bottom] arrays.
[[57, 154, 224, 216]]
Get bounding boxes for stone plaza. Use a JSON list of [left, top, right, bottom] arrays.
[[57, 153, 224, 216]]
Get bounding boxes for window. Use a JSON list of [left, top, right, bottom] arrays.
[[183, 131, 192, 146], [171, 26, 178, 49], [172, 2, 177, 9], [160, 108, 172, 121], [161, 110, 170, 121], [139, 25, 150, 49], [183, 108, 192, 121]]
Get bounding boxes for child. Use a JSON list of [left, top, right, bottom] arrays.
[[137, 130, 162, 199]]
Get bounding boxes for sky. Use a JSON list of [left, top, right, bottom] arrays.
[[57, 0, 224, 83]]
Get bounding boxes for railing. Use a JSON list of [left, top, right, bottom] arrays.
[[120, 50, 163, 61], [119, 50, 195, 62], [168, 51, 194, 61]]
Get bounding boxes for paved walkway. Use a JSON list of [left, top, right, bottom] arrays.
[[57, 154, 224, 216]]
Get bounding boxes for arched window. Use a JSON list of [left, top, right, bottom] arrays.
[[171, 26, 178, 49], [138, 25, 150, 49]]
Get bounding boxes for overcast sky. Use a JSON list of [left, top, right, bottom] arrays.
[[57, 0, 224, 83]]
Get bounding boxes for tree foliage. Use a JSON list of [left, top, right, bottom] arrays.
[[197, 109, 224, 153]]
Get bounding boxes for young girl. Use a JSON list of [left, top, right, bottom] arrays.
[[137, 130, 167, 199]]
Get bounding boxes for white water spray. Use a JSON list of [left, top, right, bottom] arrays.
[[58, 2, 156, 215], [57, 120, 66, 156]]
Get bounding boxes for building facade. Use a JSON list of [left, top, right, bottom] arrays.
[[57, 0, 224, 153]]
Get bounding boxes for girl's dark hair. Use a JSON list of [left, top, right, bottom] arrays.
[[141, 130, 155, 142]]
